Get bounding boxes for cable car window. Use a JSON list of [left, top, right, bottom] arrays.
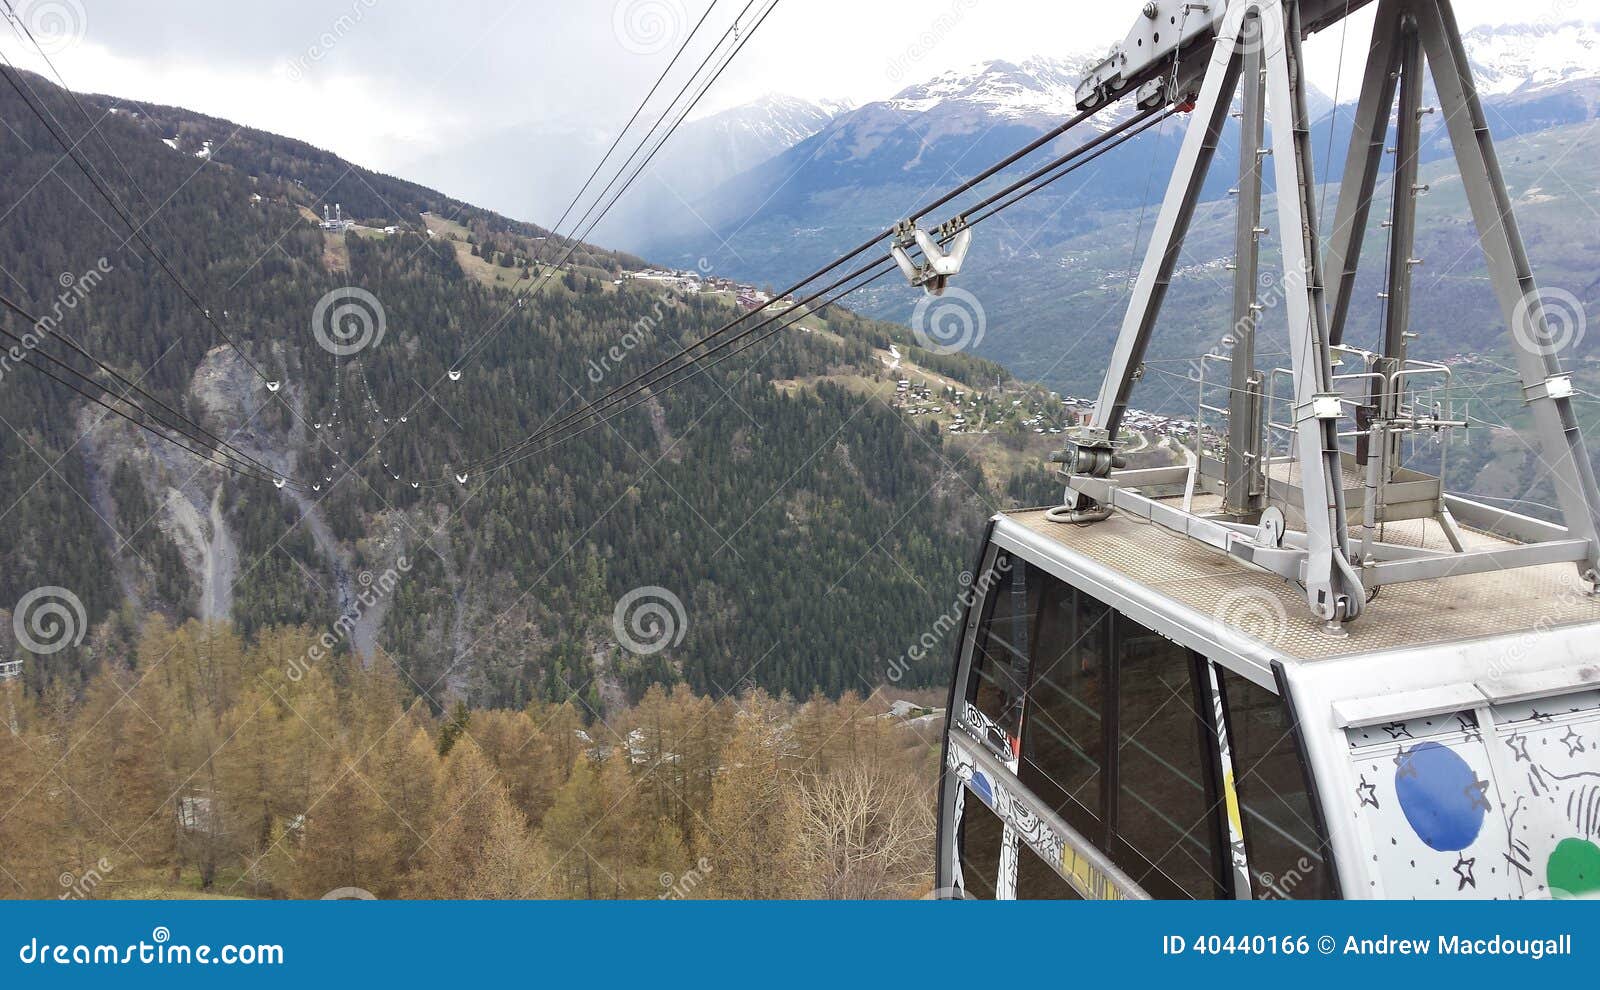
[[1219, 669, 1332, 899], [1017, 575, 1109, 841], [965, 553, 1038, 756], [1016, 844, 1083, 900], [1113, 616, 1218, 899], [955, 792, 1005, 900]]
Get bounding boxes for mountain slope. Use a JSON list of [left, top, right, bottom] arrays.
[[623, 54, 1241, 286], [629, 23, 1600, 390], [0, 70, 1021, 711]]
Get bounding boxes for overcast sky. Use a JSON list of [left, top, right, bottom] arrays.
[[0, 0, 1584, 226]]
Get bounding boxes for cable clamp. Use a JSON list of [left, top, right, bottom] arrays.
[[890, 216, 971, 296]]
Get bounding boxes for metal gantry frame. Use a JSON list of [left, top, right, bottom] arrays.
[[1058, 0, 1600, 633]]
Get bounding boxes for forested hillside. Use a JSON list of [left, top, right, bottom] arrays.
[[0, 68, 1029, 716], [0, 620, 938, 899]]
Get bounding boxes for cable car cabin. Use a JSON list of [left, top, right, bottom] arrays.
[[936, 495, 1600, 900]]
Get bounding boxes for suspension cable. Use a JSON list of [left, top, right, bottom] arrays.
[[461, 104, 1174, 472], [438, 105, 1175, 480], [447, 0, 779, 377]]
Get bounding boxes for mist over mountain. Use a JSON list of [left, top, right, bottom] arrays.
[[592, 94, 854, 244]]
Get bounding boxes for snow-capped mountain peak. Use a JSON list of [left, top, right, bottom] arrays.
[[1465, 20, 1600, 98], [886, 55, 1101, 121]]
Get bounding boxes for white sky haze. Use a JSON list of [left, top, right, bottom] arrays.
[[2, 0, 1587, 224]]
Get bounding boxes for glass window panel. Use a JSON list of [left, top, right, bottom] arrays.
[[1018, 574, 1108, 840], [955, 794, 1005, 900], [1222, 670, 1333, 899], [966, 554, 1038, 752], [1114, 616, 1217, 899]]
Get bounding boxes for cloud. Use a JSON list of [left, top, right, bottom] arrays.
[[11, 0, 1577, 227]]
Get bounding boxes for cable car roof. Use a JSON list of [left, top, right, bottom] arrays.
[[989, 497, 1600, 670]]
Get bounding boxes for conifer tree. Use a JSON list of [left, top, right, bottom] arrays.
[[704, 702, 802, 898]]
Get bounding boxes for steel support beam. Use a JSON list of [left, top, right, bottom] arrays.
[[1259, 0, 1364, 623], [1382, 21, 1423, 368], [1325, 0, 1405, 346], [1091, 37, 1242, 439], [1366, 540, 1591, 587], [1225, 33, 1267, 517], [1413, 0, 1600, 583], [1083, 0, 1363, 625]]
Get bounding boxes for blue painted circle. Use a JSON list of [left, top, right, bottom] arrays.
[[1394, 741, 1486, 852]]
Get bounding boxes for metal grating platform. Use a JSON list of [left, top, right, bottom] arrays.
[[1006, 501, 1600, 662]]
